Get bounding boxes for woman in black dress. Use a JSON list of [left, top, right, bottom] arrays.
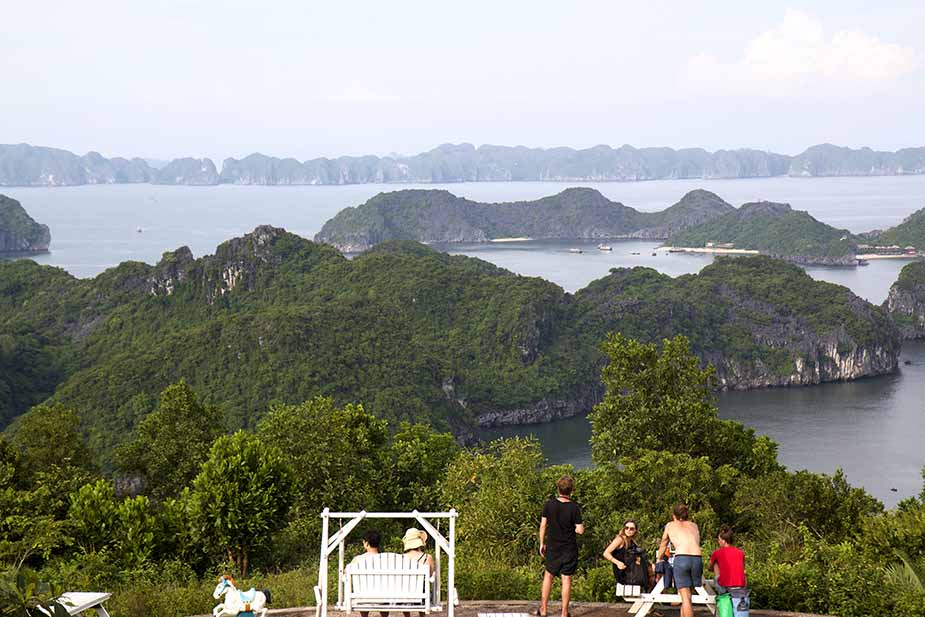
[[603, 519, 652, 591]]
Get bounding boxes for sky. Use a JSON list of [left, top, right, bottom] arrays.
[[2, 1, 924, 162]]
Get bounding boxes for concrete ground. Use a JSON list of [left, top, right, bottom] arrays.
[[215, 600, 831, 617]]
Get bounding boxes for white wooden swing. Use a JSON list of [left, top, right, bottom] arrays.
[[315, 509, 459, 617]]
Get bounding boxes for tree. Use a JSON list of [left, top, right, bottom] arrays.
[[442, 438, 555, 563], [734, 469, 883, 544], [115, 382, 224, 500], [256, 397, 389, 515], [190, 432, 293, 576], [7, 404, 96, 483], [590, 333, 778, 474], [67, 480, 119, 555], [386, 422, 459, 512], [580, 451, 736, 556]]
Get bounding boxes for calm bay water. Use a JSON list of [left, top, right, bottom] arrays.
[[483, 341, 925, 507], [4, 176, 925, 505]]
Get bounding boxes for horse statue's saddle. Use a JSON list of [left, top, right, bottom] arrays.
[[236, 588, 258, 617]]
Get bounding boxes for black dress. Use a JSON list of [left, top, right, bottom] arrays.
[[612, 541, 650, 590]]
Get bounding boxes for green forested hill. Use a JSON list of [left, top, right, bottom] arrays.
[[0, 194, 51, 253], [0, 227, 901, 466], [871, 208, 925, 248], [2, 228, 579, 461], [668, 201, 859, 265], [569, 257, 898, 388], [315, 188, 735, 251]]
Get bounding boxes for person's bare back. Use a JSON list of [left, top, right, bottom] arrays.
[[664, 520, 701, 556], [659, 505, 703, 617]]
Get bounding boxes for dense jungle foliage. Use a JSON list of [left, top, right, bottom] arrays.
[[2, 336, 924, 617], [0, 229, 900, 471]]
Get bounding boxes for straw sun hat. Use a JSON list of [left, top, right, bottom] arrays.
[[402, 528, 428, 551]]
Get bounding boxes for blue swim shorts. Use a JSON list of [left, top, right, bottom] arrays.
[[673, 554, 703, 589]]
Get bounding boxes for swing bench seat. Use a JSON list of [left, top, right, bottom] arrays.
[[342, 553, 436, 613]]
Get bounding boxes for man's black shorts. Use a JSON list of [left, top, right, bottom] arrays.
[[545, 551, 578, 576]]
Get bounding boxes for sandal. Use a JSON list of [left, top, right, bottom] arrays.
[[533, 610, 546, 617]]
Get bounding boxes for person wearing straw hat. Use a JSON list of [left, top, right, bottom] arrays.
[[402, 527, 435, 617]]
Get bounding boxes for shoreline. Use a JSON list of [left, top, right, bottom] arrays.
[[658, 246, 761, 255], [857, 253, 922, 260], [489, 237, 532, 242]]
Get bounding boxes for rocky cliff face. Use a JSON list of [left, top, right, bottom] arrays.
[[789, 144, 925, 177], [0, 144, 152, 186], [708, 332, 898, 389], [219, 143, 793, 185], [884, 261, 925, 339], [0, 195, 51, 254], [81, 152, 152, 183], [152, 158, 220, 185], [475, 385, 603, 427]]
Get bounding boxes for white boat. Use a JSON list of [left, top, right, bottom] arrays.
[[597, 244, 612, 251], [136, 227, 143, 233], [569, 248, 583, 254]]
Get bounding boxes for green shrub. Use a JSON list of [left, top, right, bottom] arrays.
[[455, 558, 539, 601]]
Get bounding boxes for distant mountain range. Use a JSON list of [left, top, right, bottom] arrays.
[[2, 142, 925, 187]]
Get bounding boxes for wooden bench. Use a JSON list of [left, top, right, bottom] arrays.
[[617, 578, 715, 617], [342, 553, 434, 613]]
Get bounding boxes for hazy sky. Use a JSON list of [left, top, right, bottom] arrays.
[[3, 1, 923, 162]]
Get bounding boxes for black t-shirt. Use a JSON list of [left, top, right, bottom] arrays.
[[542, 497, 582, 553]]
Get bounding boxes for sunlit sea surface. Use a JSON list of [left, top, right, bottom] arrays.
[[4, 176, 925, 505]]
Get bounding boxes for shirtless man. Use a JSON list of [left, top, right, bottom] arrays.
[[658, 504, 701, 617]]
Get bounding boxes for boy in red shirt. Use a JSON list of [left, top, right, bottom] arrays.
[[708, 526, 747, 593]]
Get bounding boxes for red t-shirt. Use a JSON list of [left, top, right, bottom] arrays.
[[709, 546, 746, 587]]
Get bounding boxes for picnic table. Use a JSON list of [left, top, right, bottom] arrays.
[[621, 577, 715, 617], [47, 592, 113, 616]]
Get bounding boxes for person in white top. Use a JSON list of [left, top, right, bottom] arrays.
[[351, 530, 388, 617]]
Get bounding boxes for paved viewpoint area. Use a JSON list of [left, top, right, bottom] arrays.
[[194, 600, 831, 617]]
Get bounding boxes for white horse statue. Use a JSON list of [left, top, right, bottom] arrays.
[[212, 575, 269, 617]]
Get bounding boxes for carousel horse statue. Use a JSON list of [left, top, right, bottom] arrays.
[[212, 575, 270, 617]]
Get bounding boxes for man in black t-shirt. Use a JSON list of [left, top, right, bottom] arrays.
[[538, 475, 584, 617]]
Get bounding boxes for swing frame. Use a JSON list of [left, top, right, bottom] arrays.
[[315, 509, 459, 617]]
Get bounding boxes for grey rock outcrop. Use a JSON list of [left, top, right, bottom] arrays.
[[884, 261, 925, 339], [148, 246, 195, 296], [476, 385, 604, 427]]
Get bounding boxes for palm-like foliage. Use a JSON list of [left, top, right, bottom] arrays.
[[0, 568, 70, 617], [883, 550, 925, 592]]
